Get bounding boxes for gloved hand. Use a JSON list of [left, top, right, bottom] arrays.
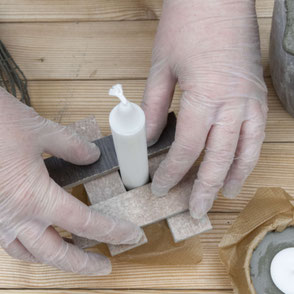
[[142, 0, 268, 219], [0, 88, 142, 275]]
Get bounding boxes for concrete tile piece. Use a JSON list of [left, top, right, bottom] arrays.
[[81, 119, 126, 204], [85, 172, 126, 204], [92, 165, 198, 227], [84, 173, 149, 256], [84, 172, 149, 256], [166, 212, 212, 243], [69, 116, 148, 255], [107, 233, 148, 256], [45, 112, 176, 189], [148, 154, 212, 243]]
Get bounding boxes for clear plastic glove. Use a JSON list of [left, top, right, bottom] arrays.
[[142, 0, 268, 219], [0, 88, 142, 275]]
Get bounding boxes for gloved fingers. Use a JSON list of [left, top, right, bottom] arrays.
[[2, 238, 38, 263], [44, 179, 143, 245], [222, 107, 266, 198], [142, 60, 176, 146], [40, 119, 100, 165], [0, 89, 99, 165], [151, 97, 213, 196], [18, 224, 111, 275], [189, 119, 242, 219]]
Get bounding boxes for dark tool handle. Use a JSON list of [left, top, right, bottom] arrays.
[[45, 112, 176, 188]]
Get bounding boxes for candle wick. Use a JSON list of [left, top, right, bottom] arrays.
[[109, 84, 129, 105]]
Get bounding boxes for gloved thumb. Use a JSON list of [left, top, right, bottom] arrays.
[[39, 119, 100, 165], [142, 58, 176, 146]]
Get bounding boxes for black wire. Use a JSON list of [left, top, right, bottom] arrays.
[[0, 40, 31, 106]]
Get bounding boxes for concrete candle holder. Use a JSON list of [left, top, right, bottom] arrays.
[[219, 188, 294, 294], [270, 0, 294, 116], [250, 227, 294, 294]]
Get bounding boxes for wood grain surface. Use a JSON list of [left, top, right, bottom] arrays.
[[28, 78, 294, 143], [0, 0, 290, 293], [0, 213, 236, 289], [0, 18, 271, 80], [0, 291, 233, 294], [0, 0, 273, 22]]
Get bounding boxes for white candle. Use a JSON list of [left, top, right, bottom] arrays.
[[270, 247, 294, 294], [109, 84, 149, 190]]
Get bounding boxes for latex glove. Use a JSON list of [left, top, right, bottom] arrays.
[[0, 88, 142, 275], [142, 0, 268, 219]]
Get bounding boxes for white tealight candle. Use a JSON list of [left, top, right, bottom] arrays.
[[270, 247, 294, 294], [109, 84, 149, 190]]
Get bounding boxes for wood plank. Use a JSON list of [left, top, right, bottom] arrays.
[[212, 142, 294, 212], [256, 0, 275, 18], [0, 0, 161, 22], [0, 0, 274, 22], [27, 78, 294, 143], [0, 21, 155, 80], [0, 213, 236, 289], [0, 291, 232, 294], [0, 18, 271, 80]]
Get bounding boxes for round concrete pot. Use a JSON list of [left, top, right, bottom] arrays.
[[270, 0, 294, 116], [250, 227, 294, 293]]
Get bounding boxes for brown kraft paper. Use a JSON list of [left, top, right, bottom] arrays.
[[90, 220, 203, 266], [219, 187, 294, 294]]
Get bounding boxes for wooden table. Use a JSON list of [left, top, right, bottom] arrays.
[[0, 0, 291, 293]]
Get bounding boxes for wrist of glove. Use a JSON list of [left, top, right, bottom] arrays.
[[0, 88, 142, 275], [142, 0, 268, 219]]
